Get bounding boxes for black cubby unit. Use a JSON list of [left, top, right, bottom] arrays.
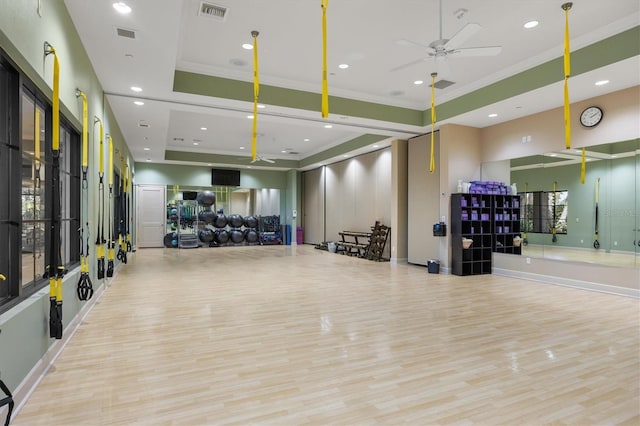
[[451, 194, 493, 276], [492, 194, 522, 255]]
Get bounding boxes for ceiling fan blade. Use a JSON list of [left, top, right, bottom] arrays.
[[250, 158, 259, 163], [263, 158, 275, 164], [444, 22, 482, 50], [390, 56, 430, 72], [450, 46, 502, 57]]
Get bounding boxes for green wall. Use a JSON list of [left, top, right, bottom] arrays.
[[0, 0, 132, 393]]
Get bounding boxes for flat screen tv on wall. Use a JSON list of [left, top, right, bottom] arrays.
[[211, 168, 241, 186]]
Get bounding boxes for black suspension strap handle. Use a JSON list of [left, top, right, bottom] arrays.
[[126, 164, 132, 252], [117, 155, 127, 264], [0, 379, 14, 426]]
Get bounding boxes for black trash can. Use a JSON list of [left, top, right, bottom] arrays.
[[427, 259, 440, 274]]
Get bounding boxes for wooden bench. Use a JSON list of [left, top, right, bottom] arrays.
[[337, 231, 371, 257]]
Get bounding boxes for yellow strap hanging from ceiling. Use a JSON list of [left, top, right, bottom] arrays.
[[108, 135, 113, 187], [78, 91, 88, 170], [429, 73, 437, 173], [252, 30, 260, 161], [47, 45, 60, 152], [321, 0, 329, 118], [562, 3, 572, 150], [580, 147, 586, 184], [97, 119, 104, 176]]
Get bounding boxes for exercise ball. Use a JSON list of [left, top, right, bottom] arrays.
[[196, 190, 216, 206], [228, 214, 244, 228], [244, 215, 258, 228], [215, 229, 230, 244], [230, 229, 244, 244], [198, 210, 215, 224], [198, 229, 215, 243], [244, 229, 259, 243], [213, 214, 227, 229]]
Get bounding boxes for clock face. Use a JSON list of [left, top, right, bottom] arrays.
[[580, 106, 603, 127]]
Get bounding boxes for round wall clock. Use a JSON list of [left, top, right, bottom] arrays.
[[580, 106, 603, 127]]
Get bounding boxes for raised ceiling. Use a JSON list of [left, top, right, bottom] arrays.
[[63, 0, 640, 170]]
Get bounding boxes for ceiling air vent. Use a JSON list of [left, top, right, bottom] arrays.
[[115, 27, 136, 39], [198, 2, 228, 21], [138, 123, 150, 128], [431, 79, 456, 90]]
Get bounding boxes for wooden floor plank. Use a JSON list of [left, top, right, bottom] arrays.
[[12, 245, 640, 425]]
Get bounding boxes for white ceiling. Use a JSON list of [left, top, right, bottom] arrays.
[[63, 0, 640, 169]]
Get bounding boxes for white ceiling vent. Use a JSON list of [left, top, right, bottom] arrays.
[[198, 2, 228, 21], [115, 27, 136, 39]]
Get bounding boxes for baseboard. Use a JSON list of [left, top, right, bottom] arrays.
[[6, 260, 127, 421], [493, 267, 640, 299], [390, 257, 408, 264]]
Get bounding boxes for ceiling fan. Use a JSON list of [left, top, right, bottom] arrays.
[[391, 0, 502, 73], [250, 154, 275, 164]]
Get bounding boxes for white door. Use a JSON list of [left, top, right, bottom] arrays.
[[136, 185, 166, 248]]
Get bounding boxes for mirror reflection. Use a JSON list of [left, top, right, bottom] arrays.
[[488, 140, 639, 268]]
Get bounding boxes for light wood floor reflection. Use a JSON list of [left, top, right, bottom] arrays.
[[14, 245, 640, 425], [522, 244, 639, 268]]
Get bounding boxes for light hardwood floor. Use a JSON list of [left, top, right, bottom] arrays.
[[13, 245, 640, 425]]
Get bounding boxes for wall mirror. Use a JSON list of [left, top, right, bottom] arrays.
[[484, 139, 639, 269]]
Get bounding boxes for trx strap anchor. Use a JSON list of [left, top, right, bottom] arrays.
[[76, 90, 93, 301], [45, 41, 64, 339], [0, 379, 14, 426]]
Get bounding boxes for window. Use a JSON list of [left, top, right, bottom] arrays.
[[521, 190, 568, 235], [0, 52, 80, 310]]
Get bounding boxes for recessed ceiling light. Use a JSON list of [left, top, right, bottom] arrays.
[[247, 115, 254, 119], [524, 20, 539, 29], [595, 80, 609, 86], [145, 158, 151, 162], [549, 153, 557, 157], [281, 150, 287, 153], [343, 155, 349, 158], [324, 124, 333, 129], [257, 104, 266, 109], [586, 158, 592, 162], [242, 43, 253, 50], [338, 63, 349, 69], [200, 127, 207, 131], [488, 113, 498, 118], [193, 142, 199, 146], [247, 166, 252, 169], [239, 146, 245, 150], [143, 147, 150, 151], [113, 2, 131, 14], [304, 138, 310, 142], [130, 86, 142, 92], [207, 163, 212, 166], [575, 149, 582, 153], [611, 155, 618, 159], [133, 101, 144, 106], [373, 144, 379, 148], [414, 80, 424, 85]]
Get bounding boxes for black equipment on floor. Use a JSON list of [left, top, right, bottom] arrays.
[[0, 379, 14, 426]]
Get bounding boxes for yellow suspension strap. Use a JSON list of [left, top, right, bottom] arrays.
[[126, 164, 132, 252], [551, 181, 558, 243], [522, 182, 528, 246], [251, 30, 260, 161], [106, 135, 115, 277], [76, 90, 93, 301], [580, 147, 586, 184], [562, 2, 572, 150], [44, 42, 64, 339], [321, 0, 329, 118], [593, 177, 600, 249], [117, 155, 128, 264], [429, 72, 437, 173], [94, 117, 106, 279]]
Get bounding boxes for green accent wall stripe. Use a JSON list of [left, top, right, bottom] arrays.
[[174, 26, 639, 130]]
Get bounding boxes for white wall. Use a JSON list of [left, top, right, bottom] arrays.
[[303, 167, 325, 244], [255, 188, 280, 216]]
